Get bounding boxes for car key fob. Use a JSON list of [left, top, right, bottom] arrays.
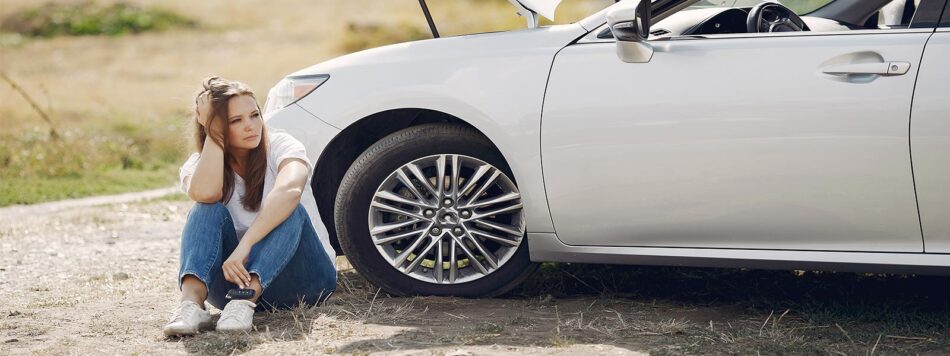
[[226, 288, 256, 300]]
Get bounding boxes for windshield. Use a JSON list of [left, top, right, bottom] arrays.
[[690, 0, 835, 15]]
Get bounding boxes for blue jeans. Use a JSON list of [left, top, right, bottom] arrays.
[[178, 202, 336, 311]]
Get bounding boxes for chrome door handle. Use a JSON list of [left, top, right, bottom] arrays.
[[822, 61, 911, 76]]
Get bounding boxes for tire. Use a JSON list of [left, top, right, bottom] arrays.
[[334, 123, 536, 297]]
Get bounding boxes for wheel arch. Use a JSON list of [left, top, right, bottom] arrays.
[[311, 108, 509, 255]]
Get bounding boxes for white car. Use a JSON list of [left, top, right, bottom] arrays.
[[262, 0, 950, 297]]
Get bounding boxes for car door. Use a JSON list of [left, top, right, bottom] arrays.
[[913, 6, 950, 252], [540, 6, 933, 252]]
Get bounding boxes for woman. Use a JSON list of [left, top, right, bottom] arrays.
[[163, 77, 336, 336]]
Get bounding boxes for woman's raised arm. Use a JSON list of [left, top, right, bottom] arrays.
[[184, 136, 225, 203], [184, 91, 225, 203]]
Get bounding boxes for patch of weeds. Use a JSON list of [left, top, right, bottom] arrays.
[[0, 121, 184, 206], [1, 2, 197, 38], [473, 321, 504, 334], [514, 263, 950, 354], [0, 165, 177, 206], [549, 334, 574, 348], [507, 314, 534, 327], [183, 333, 256, 355]]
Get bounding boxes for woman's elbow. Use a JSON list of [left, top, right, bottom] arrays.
[[274, 185, 305, 203], [187, 189, 222, 203]]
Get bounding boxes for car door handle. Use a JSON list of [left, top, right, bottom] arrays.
[[821, 61, 911, 76]]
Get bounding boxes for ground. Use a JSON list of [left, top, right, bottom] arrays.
[[3, 1, 948, 354], [1, 193, 949, 355]]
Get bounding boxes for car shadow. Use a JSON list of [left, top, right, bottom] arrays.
[[331, 263, 950, 354], [173, 264, 950, 354]]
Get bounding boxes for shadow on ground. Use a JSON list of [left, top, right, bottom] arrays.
[[175, 264, 950, 355]]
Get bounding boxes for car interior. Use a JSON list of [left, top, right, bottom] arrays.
[[595, 0, 929, 39]]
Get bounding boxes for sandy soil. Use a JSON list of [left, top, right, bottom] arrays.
[[1, 196, 949, 355]]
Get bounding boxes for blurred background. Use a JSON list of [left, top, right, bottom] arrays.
[[0, 0, 613, 206]]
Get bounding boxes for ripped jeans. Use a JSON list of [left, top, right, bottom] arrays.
[[177, 202, 336, 311]]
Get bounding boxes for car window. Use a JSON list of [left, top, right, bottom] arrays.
[[878, 0, 922, 27], [690, 0, 835, 15], [589, 0, 933, 41]]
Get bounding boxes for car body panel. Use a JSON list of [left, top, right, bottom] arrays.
[[261, 1, 950, 275], [287, 25, 589, 233], [264, 104, 341, 171], [541, 31, 929, 252], [912, 31, 950, 252], [528, 232, 950, 274]]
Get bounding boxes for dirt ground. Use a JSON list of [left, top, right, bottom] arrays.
[[2, 196, 949, 355]]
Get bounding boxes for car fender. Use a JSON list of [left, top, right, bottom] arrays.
[[289, 24, 587, 233]]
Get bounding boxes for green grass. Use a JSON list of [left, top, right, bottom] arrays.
[[1, 2, 196, 38], [0, 119, 186, 206], [0, 164, 177, 206]]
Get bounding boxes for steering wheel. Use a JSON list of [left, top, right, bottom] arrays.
[[746, 2, 810, 33]]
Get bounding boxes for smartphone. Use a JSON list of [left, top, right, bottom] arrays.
[[225, 288, 255, 300]]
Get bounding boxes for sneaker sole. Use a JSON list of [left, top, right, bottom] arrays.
[[163, 319, 213, 337]]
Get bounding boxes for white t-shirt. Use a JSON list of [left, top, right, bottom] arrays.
[[179, 130, 335, 267]]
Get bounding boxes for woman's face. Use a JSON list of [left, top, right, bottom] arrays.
[[224, 95, 263, 151]]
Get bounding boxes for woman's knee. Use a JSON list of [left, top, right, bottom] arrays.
[[268, 204, 308, 233], [191, 202, 228, 215], [186, 202, 230, 223], [290, 204, 308, 221]]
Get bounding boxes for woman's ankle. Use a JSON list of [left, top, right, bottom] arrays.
[[248, 274, 263, 303], [179, 275, 208, 308], [180, 295, 206, 309]]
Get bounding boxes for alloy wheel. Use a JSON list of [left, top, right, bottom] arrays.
[[368, 154, 525, 284]]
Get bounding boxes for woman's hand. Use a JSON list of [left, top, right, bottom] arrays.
[[195, 91, 213, 128], [222, 243, 253, 288]]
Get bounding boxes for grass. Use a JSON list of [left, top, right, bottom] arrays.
[[505, 263, 950, 354], [0, 116, 184, 205], [6, 197, 949, 354], [1, 2, 196, 38], [0, 165, 176, 205], [0, 0, 614, 207], [167, 262, 950, 354]]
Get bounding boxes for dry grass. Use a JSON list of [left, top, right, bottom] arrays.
[[0, 0, 612, 206], [2, 199, 950, 354], [3, 1, 950, 354]]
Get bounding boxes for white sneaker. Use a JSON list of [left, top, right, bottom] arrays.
[[163, 300, 213, 337], [216, 299, 256, 332]]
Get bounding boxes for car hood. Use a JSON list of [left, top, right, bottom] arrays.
[[288, 23, 585, 78]]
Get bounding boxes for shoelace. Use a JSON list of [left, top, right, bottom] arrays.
[[169, 302, 200, 323], [218, 302, 252, 324]]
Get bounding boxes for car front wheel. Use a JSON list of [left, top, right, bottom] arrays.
[[334, 123, 535, 297]]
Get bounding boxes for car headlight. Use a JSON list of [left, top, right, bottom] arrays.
[[263, 74, 330, 117]]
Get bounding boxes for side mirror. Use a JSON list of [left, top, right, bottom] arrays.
[[606, 0, 653, 63]]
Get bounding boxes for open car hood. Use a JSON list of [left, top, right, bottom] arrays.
[[416, 0, 564, 37], [510, 0, 564, 21]]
